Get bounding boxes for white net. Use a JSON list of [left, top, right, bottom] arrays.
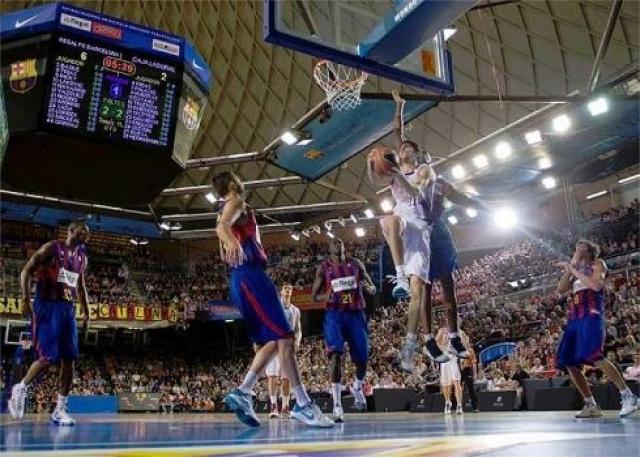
[[313, 60, 368, 111]]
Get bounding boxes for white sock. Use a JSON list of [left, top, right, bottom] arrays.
[[18, 381, 27, 389], [293, 384, 311, 407], [270, 395, 278, 406], [406, 333, 417, 347], [425, 333, 434, 341], [584, 396, 596, 406], [57, 394, 68, 408], [332, 383, 342, 408], [396, 265, 406, 278], [353, 378, 363, 391], [620, 387, 633, 397], [449, 331, 458, 338], [239, 371, 258, 394]]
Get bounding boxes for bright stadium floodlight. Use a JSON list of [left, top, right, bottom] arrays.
[[619, 173, 640, 185], [350, 214, 358, 224], [355, 227, 365, 237], [364, 208, 375, 219], [447, 215, 458, 225], [129, 238, 139, 245], [538, 157, 552, 169], [542, 176, 556, 189], [327, 231, 335, 239], [159, 222, 171, 231], [552, 114, 571, 133], [451, 164, 466, 180], [465, 208, 477, 218], [280, 130, 298, 145], [443, 27, 457, 41], [495, 141, 512, 159], [586, 190, 607, 200], [524, 130, 542, 145], [224, 319, 234, 323], [380, 199, 393, 213], [587, 97, 608, 116], [444, 200, 452, 209], [280, 129, 311, 146], [473, 154, 489, 169], [205, 191, 217, 203], [493, 207, 517, 229], [291, 232, 301, 241], [170, 222, 182, 231]]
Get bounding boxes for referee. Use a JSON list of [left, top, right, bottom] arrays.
[[460, 331, 478, 412]]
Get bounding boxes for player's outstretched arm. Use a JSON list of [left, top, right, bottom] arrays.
[[354, 258, 376, 295], [570, 259, 607, 291], [442, 180, 480, 209], [20, 241, 56, 317], [392, 89, 406, 146], [293, 309, 302, 349], [555, 262, 573, 295], [311, 265, 329, 303]]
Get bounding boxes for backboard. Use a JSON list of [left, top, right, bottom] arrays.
[[268, 94, 438, 180], [264, 0, 476, 92]]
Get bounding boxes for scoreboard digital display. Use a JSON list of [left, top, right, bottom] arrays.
[[43, 34, 180, 151]]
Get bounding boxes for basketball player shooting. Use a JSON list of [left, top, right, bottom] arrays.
[[213, 171, 332, 428], [8, 221, 90, 426], [311, 237, 376, 422]]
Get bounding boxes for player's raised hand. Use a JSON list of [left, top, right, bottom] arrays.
[[554, 261, 571, 274], [392, 89, 405, 105]]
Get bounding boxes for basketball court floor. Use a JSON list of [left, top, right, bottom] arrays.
[[1, 412, 638, 456]]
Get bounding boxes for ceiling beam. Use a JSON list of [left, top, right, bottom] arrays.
[[366, 93, 638, 103], [183, 151, 262, 169], [160, 200, 367, 222], [161, 176, 305, 197], [587, 0, 624, 93]]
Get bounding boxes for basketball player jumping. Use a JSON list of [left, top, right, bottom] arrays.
[[393, 90, 481, 362], [265, 283, 301, 419], [556, 240, 638, 418], [8, 221, 90, 426], [213, 171, 332, 428], [311, 237, 376, 422]]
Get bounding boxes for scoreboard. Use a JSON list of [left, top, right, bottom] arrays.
[[0, 3, 212, 205], [44, 34, 180, 151]]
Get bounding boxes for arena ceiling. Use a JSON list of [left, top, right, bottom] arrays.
[[2, 0, 639, 233]]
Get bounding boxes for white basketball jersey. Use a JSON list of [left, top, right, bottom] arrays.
[[283, 303, 300, 329], [391, 164, 429, 220]]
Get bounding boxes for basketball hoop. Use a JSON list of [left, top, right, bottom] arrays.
[[313, 60, 368, 111]]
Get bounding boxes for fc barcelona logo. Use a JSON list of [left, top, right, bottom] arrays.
[[304, 149, 324, 160], [182, 96, 201, 131], [9, 59, 37, 94]]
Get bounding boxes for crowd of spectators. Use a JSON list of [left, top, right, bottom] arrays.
[[1, 202, 639, 413]]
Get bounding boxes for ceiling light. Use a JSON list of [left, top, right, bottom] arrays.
[[280, 130, 298, 145], [465, 208, 477, 218], [619, 173, 640, 185], [337, 217, 346, 227], [280, 129, 311, 146], [170, 222, 182, 231], [524, 130, 542, 145], [224, 319, 234, 323], [587, 97, 608, 116], [495, 141, 512, 159], [301, 230, 310, 238], [542, 176, 556, 189], [473, 154, 488, 169], [129, 238, 139, 245], [451, 164, 466, 180], [291, 232, 301, 241], [311, 225, 321, 234], [444, 200, 452, 209], [327, 231, 335, 239], [586, 190, 607, 200], [350, 214, 358, 224], [538, 157, 552, 169], [355, 227, 365, 237], [448, 215, 458, 225], [492, 207, 517, 229], [443, 27, 457, 41], [464, 185, 479, 196], [364, 208, 375, 219], [380, 199, 393, 213], [205, 192, 217, 203], [159, 222, 171, 231], [324, 221, 333, 231], [552, 114, 571, 133]]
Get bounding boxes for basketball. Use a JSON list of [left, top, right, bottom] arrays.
[[368, 146, 398, 178]]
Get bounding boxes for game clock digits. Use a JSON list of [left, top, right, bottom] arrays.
[[43, 34, 180, 151]]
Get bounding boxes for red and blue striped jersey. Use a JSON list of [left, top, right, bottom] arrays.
[[35, 240, 87, 302], [322, 257, 366, 311], [568, 262, 606, 320], [230, 208, 268, 267]]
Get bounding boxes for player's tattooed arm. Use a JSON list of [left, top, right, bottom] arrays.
[[215, 196, 245, 267], [570, 259, 607, 291], [20, 241, 56, 316], [354, 258, 376, 295], [311, 265, 329, 303]]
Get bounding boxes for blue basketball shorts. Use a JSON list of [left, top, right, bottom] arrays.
[[31, 298, 79, 363], [429, 219, 458, 281], [324, 308, 369, 363], [556, 315, 605, 368]]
